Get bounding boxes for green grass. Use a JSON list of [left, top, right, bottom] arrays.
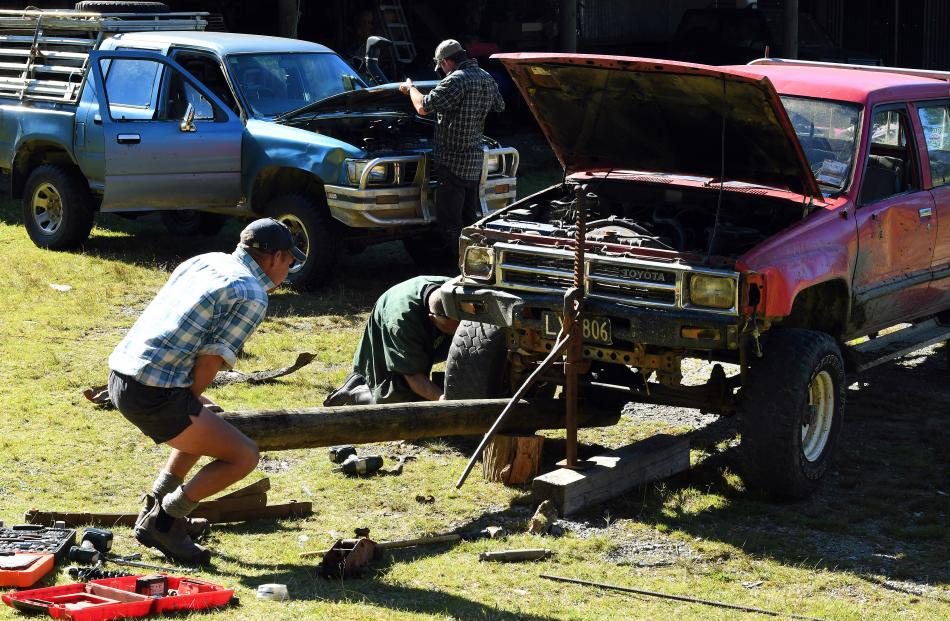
[[0, 182, 948, 620]]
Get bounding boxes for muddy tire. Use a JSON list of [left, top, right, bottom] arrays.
[[265, 193, 338, 291], [160, 211, 227, 237], [739, 329, 845, 499], [74, 2, 169, 12], [444, 321, 510, 399], [22, 164, 94, 250]]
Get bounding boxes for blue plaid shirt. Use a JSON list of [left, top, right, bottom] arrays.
[[423, 58, 505, 181], [109, 247, 274, 388]]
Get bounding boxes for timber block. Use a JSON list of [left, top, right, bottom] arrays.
[[532, 435, 690, 516]]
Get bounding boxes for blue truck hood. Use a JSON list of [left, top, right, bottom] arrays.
[[276, 81, 437, 121]]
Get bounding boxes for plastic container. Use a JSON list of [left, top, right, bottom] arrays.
[[0, 552, 54, 587], [91, 575, 234, 614], [256, 583, 289, 601]]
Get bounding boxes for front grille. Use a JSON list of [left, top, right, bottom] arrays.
[[493, 242, 738, 315], [400, 162, 419, 184]]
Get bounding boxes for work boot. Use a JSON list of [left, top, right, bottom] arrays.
[[137, 494, 210, 540], [323, 373, 369, 407], [134, 499, 211, 566]]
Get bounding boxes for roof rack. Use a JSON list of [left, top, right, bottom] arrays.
[[747, 57, 950, 83], [0, 8, 207, 104]]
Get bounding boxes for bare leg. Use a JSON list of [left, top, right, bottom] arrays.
[[165, 406, 259, 502], [163, 450, 201, 481]]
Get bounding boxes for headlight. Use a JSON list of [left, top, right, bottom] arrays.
[[345, 159, 389, 185], [485, 153, 502, 175], [462, 245, 494, 280], [689, 275, 736, 309]]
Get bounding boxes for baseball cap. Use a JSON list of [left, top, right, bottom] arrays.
[[239, 218, 307, 262], [433, 39, 464, 69]]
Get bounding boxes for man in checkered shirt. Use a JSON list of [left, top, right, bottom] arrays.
[[401, 39, 505, 253], [108, 218, 302, 564]]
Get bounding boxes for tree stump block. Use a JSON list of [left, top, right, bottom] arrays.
[[482, 434, 544, 485]]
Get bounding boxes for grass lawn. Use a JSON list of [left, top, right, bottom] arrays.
[[0, 163, 947, 620]]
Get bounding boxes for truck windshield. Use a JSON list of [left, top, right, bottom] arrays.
[[227, 52, 366, 117], [780, 96, 861, 193]]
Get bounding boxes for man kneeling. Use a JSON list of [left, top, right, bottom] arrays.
[[325, 276, 460, 405]]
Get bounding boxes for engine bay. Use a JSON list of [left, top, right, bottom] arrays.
[[484, 178, 808, 259], [286, 113, 434, 154]]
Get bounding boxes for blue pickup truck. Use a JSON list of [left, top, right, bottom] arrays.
[[0, 7, 518, 288]]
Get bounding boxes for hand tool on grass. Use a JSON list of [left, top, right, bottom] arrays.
[[539, 574, 833, 621], [68, 528, 195, 574]]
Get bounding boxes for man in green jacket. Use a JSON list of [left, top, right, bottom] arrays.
[[324, 276, 460, 405]]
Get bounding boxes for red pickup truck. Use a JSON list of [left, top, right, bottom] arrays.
[[440, 55, 950, 498]]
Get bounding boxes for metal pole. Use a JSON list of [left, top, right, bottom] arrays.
[[559, 0, 577, 52], [563, 186, 587, 468], [784, 0, 799, 59]]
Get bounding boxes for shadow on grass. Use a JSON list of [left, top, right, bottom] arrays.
[[546, 347, 950, 588]]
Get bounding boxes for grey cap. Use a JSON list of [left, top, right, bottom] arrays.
[[239, 218, 306, 262], [433, 39, 464, 69]]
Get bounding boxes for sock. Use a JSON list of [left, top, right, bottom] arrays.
[[151, 471, 183, 501], [161, 486, 200, 521]]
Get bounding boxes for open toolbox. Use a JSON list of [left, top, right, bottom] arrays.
[[0, 524, 75, 560], [2, 574, 234, 620], [0, 553, 55, 587]]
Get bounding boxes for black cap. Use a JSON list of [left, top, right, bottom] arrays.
[[239, 218, 306, 262]]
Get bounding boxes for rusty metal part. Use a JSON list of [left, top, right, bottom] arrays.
[[313, 530, 462, 578], [563, 186, 591, 469]]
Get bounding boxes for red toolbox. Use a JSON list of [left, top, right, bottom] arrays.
[[2, 574, 234, 620], [0, 553, 55, 587]]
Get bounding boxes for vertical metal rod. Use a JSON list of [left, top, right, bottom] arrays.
[[563, 186, 587, 469]]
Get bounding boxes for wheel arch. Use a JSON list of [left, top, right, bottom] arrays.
[[249, 166, 327, 214], [12, 141, 79, 199], [778, 279, 851, 341]]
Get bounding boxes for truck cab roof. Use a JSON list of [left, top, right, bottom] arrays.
[[104, 31, 334, 56]]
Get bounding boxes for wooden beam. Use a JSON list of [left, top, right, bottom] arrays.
[[222, 398, 620, 452], [23, 500, 310, 528], [532, 435, 690, 516], [216, 477, 271, 499]]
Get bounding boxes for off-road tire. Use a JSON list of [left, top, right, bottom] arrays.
[[74, 2, 170, 13], [160, 210, 227, 237], [22, 164, 94, 250], [265, 193, 339, 291], [444, 321, 510, 399], [739, 329, 845, 499]]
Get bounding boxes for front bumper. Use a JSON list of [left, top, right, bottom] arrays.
[[440, 276, 741, 351], [324, 148, 519, 229]]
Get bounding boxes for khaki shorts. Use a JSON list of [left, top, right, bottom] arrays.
[[108, 371, 202, 444]]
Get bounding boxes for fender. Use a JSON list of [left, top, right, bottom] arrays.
[[241, 119, 360, 208], [738, 197, 857, 319]]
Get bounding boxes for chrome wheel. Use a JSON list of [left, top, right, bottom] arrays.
[[273, 212, 309, 274], [802, 369, 835, 462], [31, 182, 64, 235]]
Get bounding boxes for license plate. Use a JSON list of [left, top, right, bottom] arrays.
[[541, 311, 612, 345]]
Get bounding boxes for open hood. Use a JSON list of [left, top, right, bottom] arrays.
[[494, 54, 820, 198], [276, 81, 437, 121]]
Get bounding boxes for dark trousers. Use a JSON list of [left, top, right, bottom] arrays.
[[434, 165, 480, 243]]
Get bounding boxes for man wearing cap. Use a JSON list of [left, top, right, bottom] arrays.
[[399, 39, 505, 255], [108, 218, 303, 564], [323, 276, 460, 406]]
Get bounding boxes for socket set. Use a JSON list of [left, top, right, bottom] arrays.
[[0, 523, 76, 560]]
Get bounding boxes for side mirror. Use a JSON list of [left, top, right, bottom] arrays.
[[180, 103, 196, 133]]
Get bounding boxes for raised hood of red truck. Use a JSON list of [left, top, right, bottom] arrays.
[[494, 53, 821, 199]]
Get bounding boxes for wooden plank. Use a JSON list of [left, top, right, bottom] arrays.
[[532, 435, 690, 516], [212, 501, 311, 523], [221, 398, 621, 451], [24, 498, 306, 527], [216, 477, 271, 500]]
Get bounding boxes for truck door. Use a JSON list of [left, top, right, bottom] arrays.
[[852, 104, 938, 330], [88, 50, 243, 212], [914, 100, 950, 309]]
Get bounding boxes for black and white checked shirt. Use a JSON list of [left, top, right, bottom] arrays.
[[422, 58, 505, 181]]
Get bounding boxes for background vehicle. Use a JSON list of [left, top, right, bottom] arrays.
[[0, 5, 518, 289], [441, 54, 950, 498]]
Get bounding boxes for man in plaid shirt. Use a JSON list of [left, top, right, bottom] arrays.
[[401, 39, 505, 253], [108, 218, 303, 564]]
